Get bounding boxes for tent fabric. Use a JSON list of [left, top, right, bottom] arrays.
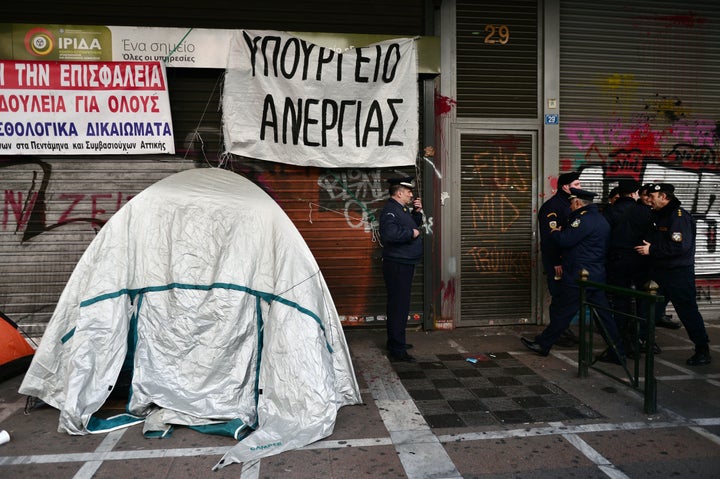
[[19, 167, 361, 469], [1, 312, 35, 382]]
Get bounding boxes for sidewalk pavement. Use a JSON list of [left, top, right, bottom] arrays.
[[1, 321, 719, 478]]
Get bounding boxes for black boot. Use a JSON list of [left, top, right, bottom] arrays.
[[686, 345, 711, 366]]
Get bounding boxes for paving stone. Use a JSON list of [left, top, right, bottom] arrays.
[[390, 352, 602, 429]]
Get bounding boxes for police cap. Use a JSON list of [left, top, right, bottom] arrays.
[[646, 183, 675, 194], [388, 176, 415, 188], [617, 179, 641, 194], [557, 171, 580, 187], [639, 183, 654, 194], [569, 187, 597, 201]]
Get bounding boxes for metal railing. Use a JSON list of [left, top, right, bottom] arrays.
[[576, 269, 665, 414]]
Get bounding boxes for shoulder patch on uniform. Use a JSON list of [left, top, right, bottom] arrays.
[[677, 209, 682, 217], [571, 219, 581, 228], [546, 212, 558, 218], [671, 232, 682, 242]]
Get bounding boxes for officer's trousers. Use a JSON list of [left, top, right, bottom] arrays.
[[536, 284, 624, 355], [607, 254, 648, 326], [652, 265, 710, 347], [382, 259, 415, 356]]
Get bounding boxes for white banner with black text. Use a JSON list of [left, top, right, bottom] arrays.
[[223, 30, 418, 168]]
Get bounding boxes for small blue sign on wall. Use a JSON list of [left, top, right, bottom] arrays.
[[544, 114, 559, 125]]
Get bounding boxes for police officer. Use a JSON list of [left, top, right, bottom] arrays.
[[537, 171, 582, 347], [603, 179, 655, 355], [637, 182, 679, 330], [379, 176, 423, 362], [634, 183, 712, 366], [523, 188, 625, 362]]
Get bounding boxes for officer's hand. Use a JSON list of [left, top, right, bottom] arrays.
[[634, 240, 651, 256], [413, 198, 423, 211], [413, 228, 420, 238]]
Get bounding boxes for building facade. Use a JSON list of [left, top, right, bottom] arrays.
[[2, 0, 720, 337]]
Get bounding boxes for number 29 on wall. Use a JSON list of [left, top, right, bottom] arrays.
[[484, 24, 509, 45]]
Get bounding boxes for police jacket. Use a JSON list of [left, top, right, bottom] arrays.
[[646, 197, 696, 269], [538, 190, 572, 274], [550, 203, 610, 286], [379, 198, 423, 264], [604, 196, 653, 257]]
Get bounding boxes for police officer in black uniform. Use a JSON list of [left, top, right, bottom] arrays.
[[634, 183, 712, 366], [379, 176, 423, 362], [523, 188, 625, 362], [603, 179, 655, 354], [637, 182, 679, 330], [537, 171, 582, 347]]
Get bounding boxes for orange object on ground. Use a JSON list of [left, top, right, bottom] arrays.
[[1, 312, 35, 382]]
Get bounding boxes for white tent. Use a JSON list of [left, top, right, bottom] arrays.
[[19, 167, 361, 469]]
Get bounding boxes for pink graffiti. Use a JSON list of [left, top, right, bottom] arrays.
[[566, 119, 717, 152]]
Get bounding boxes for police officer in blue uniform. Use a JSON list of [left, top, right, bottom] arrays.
[[379, 176, 423, 362], [537, 171, 582, 347], [634, 183, 711, 366], [523, 188, 625, 362]]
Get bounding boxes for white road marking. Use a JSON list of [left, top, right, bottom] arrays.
[[4, 419, 720, 466], [689, 426, 720, 446], [73, 428, 127, 479], [446, 339, 468, 354], [562, 433, 631, 479]]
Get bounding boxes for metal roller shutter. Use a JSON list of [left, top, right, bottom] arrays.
[[0, 157, 199, 336], [560, 0, 720, 318], [219, 160, 423, 326], [456, 0, 538, 118], [454, 1, 538, 325], [459, 133, 535, 324]]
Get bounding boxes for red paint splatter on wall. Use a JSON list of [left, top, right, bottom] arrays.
[[435, 94, 457, 116], [633, 13, 707, 30], [655, 14, 707, 29], [559, 158, 574, 172], [440, 278, 456, 319], [627, 125, 662, 158], [548, 175, 558, 191]]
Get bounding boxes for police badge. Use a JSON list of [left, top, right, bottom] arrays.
[[671, 232, 682, 242], [571, 219, 581, 228]]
